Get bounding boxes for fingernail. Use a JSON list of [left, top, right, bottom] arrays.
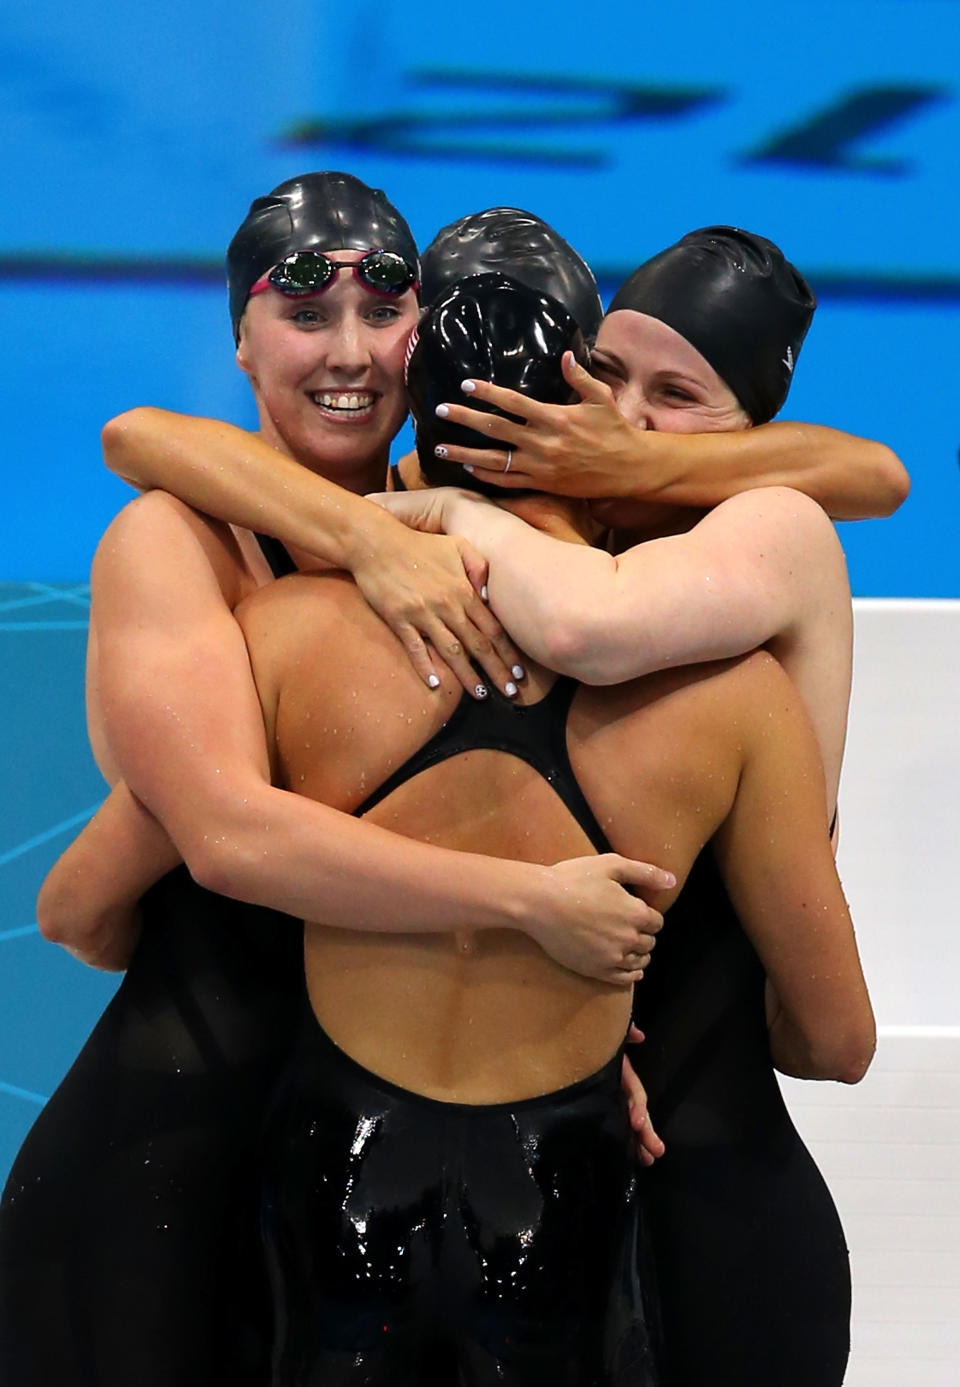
[[664, 872, 676, 886], [462, 464, 475, 474], [434, 445, 448, 458], [428, 674, 440, 689], [435, 403, 450, 419], [480, 584, 489, 602], [505, 681, 518, 697], [475, 683, 488, 699], [511, 664, 525, 681], [461, 379, 476, 393]]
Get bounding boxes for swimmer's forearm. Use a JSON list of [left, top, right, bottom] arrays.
[[631, 422, 909, 521], [36, 783, 179, 970], [101, 407, 398, 568], [440, 492, 625, 673], [443, 488, 805, 686], [174, 775, 553, 936]]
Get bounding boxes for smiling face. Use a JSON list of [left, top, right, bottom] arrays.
[[235, 250, 419, 494], [591, 310, 751, 435]]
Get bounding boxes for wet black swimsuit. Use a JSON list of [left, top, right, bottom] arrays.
[[260, 679, 657, 1387], [0, 536, 303, 1387]]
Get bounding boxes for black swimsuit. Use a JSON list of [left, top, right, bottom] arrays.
[[631, 851, 851, 1386], [260, 679, 657, 1387], [0, 536, 303, 1387]]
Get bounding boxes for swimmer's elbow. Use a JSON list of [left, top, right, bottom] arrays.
[[101, 407, 163, 489], [833, 1014, 877, 1084], [871, 444, 910, 517], [36, 877, 136, 972], [181, 818, 264, 905], [537, 611, 636, 686], [811, 1014, 876, 1084], [35, 874, 72, 945]]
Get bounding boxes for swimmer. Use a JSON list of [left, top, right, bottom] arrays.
[[0, 177, 661, 1387], [238, 273, 874, 1383]]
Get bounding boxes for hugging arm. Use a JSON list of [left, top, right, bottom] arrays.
[[374, 485, 852, 816], [712, 656, 874, 1082], [102, 407, 519, 697], [37, 784, 179, 971], [49, 488, 668, 983], [429, 356, 909, 520]]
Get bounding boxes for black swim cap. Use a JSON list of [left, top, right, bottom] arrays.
[[421, 208, 603, 340], [607, 227, 816, 424], [406, 273, 588, 497], [227, 171, 419, 340]]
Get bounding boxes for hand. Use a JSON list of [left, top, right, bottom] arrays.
[[621, 1027, 666, 1166], [431, 352, 645, 496], [528, 853, 674, 986], [351, 511, 523, 699], [367, 487, 475, 537]]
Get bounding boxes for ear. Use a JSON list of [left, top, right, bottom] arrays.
[[235, 322, 251, 376]]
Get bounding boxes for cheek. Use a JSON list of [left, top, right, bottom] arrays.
[[378, 326, 415, 383]]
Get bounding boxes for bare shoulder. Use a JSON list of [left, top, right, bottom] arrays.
[[94, 490, 251, 607], [706, 484, 832, 527], [693, 484, 836, 553]]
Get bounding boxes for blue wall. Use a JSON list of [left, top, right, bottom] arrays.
[[2, 0, 958, 592]]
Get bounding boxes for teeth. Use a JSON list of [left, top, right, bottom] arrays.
[[314, 392, 374, 411]]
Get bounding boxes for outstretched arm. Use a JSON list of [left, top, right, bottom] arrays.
[[102, 407, 520, 698], [80, 489, 671, 982], [373, 485, 851, 816], [428, 354, 909, 520]]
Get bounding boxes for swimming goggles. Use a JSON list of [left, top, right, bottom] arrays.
[[249, 248, 419, 300]]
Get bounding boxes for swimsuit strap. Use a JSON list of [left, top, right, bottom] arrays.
[[254, 533, 297, 579], [355, 675, 614, 854]]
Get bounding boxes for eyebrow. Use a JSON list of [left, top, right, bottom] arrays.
[[590, 348, 626, 374]]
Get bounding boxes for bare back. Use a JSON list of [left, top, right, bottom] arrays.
[[239, 568, 854, 1104]]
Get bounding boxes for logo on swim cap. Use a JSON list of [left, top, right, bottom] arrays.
[[783, 345, 795, 374]]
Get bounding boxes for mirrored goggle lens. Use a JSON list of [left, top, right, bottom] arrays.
[[355, 250, 418, 296], [268, 251, 337, 295], [260, 249, 418, 299]]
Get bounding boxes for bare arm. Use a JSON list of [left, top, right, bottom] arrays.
[[102, 408, 519, 697], [713, 655, 874, 1082], [428, 356, 909, 520], [374, 485, 851, 816], [81, 489, 670, 981], [36, 784, 179, 971]]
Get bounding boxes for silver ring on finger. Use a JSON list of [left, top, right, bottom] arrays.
[[503, 449, 512, 474]]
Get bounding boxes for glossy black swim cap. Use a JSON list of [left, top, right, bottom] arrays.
[[607, 227, 816, 424], [227, 171, 419, 340], [406, 273, 588, 497], [421, 208, 603, 340]]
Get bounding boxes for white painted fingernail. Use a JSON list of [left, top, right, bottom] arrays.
[[511, 664, 525, 680], [428, 674, 441, 689], [435, 403, 450, 418], [461, 379, 476, 393], [462, 464, 475, 474], [505, 681, 518, 697], [475, 683, 488, 699], [480, 584, 489, 601], [434, 445, 448, 458]]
